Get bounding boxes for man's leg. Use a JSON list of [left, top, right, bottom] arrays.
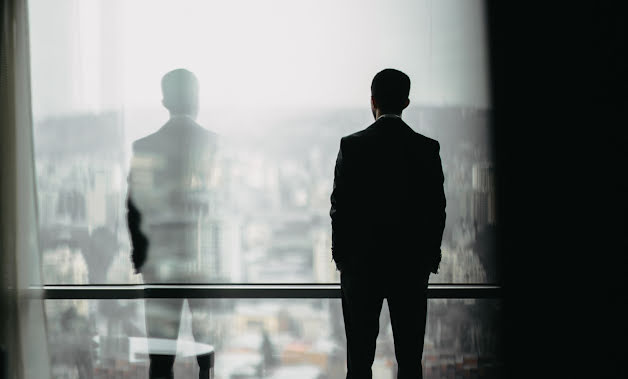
[[341, 270, 384, 379], [145, 298, 184, 379], [387, 272, 429, 379], [189, 298, 213, 379]]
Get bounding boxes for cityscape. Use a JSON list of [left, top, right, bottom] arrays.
[[35, 105, 501, 378]]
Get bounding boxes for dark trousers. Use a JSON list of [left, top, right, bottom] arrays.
[[145, 298, 212, 379], [341, 268, 429, 379]]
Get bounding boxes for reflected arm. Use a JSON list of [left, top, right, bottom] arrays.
[[126, 169, 148, 274]]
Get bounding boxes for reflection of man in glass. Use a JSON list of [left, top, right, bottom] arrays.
[[126, 69, 217, 379], [330, 69, 446, 379]]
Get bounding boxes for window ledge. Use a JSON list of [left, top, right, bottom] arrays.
[[30, 284, 502, 299]]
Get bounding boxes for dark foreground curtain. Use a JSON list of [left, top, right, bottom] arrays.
[[1, 0, 51, 377]]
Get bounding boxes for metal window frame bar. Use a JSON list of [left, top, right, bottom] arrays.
[[35, 284, 501, 299]]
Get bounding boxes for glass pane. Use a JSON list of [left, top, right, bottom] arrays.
[[45, 298, 502, 378], [29, 0, 495, 284]]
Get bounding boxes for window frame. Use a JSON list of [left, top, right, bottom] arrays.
[[37, 283, 501, 299]]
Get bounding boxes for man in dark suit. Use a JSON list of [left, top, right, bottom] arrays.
[[330, 69, 446, 379], [127, 69, 217, 379]]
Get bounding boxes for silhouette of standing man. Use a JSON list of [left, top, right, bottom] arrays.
[[330, 69, 446, 379], [127, 69, 217, 379]]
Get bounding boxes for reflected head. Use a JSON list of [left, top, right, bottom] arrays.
[[161, 68, 199, 117], [371, 68, 411, 115]]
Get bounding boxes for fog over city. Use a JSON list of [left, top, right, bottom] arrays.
[[30, 0, 490, 119], [29, 0, 500, 377]]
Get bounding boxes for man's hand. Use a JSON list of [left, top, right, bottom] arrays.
[[334, 260, 345, 273], [428, 249, 442, 274], [131, 233, 148, 274]]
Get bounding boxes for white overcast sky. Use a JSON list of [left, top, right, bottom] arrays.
[[29, 0, 490, 118]]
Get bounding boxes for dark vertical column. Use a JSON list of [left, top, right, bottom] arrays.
[[486, 2, 627, 378]]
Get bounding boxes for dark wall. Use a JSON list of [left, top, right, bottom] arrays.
[[486, 2, 627, 378]]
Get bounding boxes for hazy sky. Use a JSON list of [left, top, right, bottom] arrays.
[[29, 0, 490, 118]]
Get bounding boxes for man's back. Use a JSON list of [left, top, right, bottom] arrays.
[[330, 116, 445, 273], [128, 116, 218, 277], [335, 68, 446, 379]]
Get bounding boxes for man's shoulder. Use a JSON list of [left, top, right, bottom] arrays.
[[341, 121, 440, 151], [414, 131, 440, 151], [397, 120, 439, 148], [188, 120, 217, 138], [340, 120, 382, 144], [132, 121, 217, 151], [132, 131, 161, 151], [341, 129, 368, 143]]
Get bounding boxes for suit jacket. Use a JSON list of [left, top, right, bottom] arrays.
[[330, 116, 446, 274], [126, 116, 217, 274]]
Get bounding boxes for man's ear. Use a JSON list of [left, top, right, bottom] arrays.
[[402, 98, 410, 110], [371, 96, 379, 119]]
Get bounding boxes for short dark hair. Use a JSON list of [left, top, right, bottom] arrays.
[[371, 69, 410, 114], [161, 68, 199, 114]]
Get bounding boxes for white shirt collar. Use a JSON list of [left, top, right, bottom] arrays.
[[169, 114, 194, 121], [377, 113, 402, 120]]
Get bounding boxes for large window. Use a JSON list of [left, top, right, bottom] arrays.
[[29, 1, 500, 377], [30, 0, 494, 285]]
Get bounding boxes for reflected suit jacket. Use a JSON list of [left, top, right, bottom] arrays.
[[126, 116, 217, 274], [330, 116, 446, 274]]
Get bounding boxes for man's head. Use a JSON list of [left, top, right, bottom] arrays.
[[370, 68, 411, 118], [161, 68, 199, 118]]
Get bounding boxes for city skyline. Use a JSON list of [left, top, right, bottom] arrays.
[[34, 104, 495, 286]]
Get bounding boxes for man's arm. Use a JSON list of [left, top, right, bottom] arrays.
[[427, 141, 446, 274], [126, 154, 148, 274], [126, 194, 148, 273], [330, 138, 347, 271]]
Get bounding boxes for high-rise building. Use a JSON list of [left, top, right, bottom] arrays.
[[471, 163, 496, 227]]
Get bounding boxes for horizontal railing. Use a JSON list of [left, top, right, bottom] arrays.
[[32, 284, 502, 299]]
